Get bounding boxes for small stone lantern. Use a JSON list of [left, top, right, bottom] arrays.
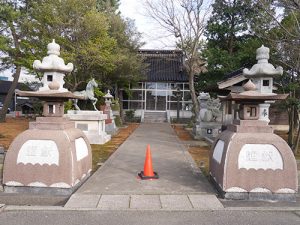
[[104, 90, 114, 119], [104, 90, 113, 107], [102, 90, 118, 134]]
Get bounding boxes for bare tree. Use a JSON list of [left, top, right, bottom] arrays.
[[145, 0, 210, 119]]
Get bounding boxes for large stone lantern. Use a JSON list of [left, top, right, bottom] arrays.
[[210, 80, 298, 201], [3, 40, 92, 195]]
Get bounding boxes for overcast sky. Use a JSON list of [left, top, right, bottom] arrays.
[[119, 0, 177, 49]]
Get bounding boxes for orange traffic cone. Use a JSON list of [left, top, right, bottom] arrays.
[[138, 144, 159, 180]]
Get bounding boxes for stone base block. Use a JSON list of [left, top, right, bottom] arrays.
[[223, 192, 296, 202], [210, 125, 298, 203], [193, 122, 222, 140], [84, 131, 111, 145], [3, 117, 92, 193], [66, 110, 111, 144], [210, 176, 297, 202], [105, 122, 118, 135], [3, 173, 90, 196]]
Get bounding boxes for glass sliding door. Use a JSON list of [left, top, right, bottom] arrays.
[[146, 90, 156, 110], [145, 90, 167, 111], [145, 83, 167, 111], [156, 91, 166, 111]]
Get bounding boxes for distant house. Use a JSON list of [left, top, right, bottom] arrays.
[[0, 76, 9, 81], [121, 50, 192, 122], [0, 80, 33, 113]]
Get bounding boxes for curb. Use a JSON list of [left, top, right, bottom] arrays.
[[2, 204, 300, 212]]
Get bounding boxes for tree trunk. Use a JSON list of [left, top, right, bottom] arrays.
[[0, 66, 21, 122], [188, 70, 199, 122], [114, 83, 119, 99], [118, 89, 125, 124], [288, 105, 295, 148], [293, 116, 300, 154]]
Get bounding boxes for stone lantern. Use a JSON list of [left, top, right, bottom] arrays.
[[209, 80, 298, 201], [3, 40, 92, 195], [243, 45, 283, 123], [101, 90, 118, 134], [104, 90, 113, 107], [103, 90, 114, 121]]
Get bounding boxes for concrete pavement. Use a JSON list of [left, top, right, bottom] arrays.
[[65, 123, 223, 210]]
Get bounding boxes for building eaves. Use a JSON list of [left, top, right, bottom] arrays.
[[139, 49, 188, 82]]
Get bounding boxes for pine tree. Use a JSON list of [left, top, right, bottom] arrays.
[[202, 0, 262, 85]]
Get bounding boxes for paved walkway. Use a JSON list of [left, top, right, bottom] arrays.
[[65, 123, 223, 210]]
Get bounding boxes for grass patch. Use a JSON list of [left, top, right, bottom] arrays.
[[295, 153, 300, 160], [91, 143, 117, 172], [188, 146, 210, 177]]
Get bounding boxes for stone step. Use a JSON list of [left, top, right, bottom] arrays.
[[64, 194, 224, 210], [143, 114, 166, 117], [143, 112, 167, 123], [144, 112, 166, 116], [143, 119, 167, 123]]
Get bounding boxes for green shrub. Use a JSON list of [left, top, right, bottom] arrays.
[[114, 115, 122, 127], [125, 110, 135, 122], [64, 100, 74, 113], [111, 98, 120, 111]]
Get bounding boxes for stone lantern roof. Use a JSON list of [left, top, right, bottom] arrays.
[[104, 90, 113, 99], [17, 39, 82, 101], [220, 80, 288, 102], [243, 45, 283, 77], [33, 39, 74, 73]]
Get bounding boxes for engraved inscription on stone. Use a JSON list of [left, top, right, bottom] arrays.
[[238, 144, 283, 170], [17, 140, 59, 165]]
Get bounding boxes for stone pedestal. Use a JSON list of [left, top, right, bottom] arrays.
[[210, 120, 298, 201], [3, 117, 92, 195], [66, 110, 111, 144], [193, 122, 222, 141], [194, 92, 222, 141], [100, 105, 118, 135]]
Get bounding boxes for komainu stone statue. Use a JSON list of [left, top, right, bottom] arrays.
[[198, 92, 222, 122]]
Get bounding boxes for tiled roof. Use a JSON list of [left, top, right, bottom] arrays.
[[224, 67, 244, 79], [139, 50, 188, 82]]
